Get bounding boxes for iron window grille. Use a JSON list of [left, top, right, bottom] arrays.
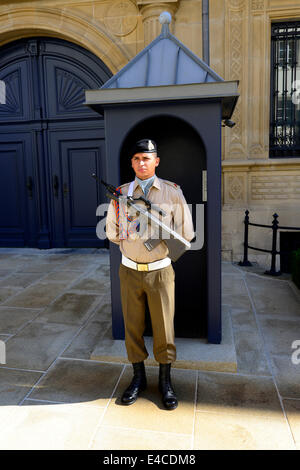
[[270, 22, 300, 158]]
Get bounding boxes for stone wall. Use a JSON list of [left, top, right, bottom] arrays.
[[210, 0, 300, 266], [1, 0, 300, 266]]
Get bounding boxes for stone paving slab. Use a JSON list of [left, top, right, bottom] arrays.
[[0, 334, 9, 342], [92, 301, 113, 322], [0, 368, 42, 406], [58, 258, 101, 272], [40, 271, 83, 284], [102, 366, 197, 435], [0, 272, 45, 288], [2, 282, 66, 309], [0, 307, 42, 334], [230, 307, 258, 331], [14, 260, 67, 274], [245, 274, 300, 318], [258, 317, 300, 357], [0, 255, 29, 270], [0, 403, 106, 450], [222, 278, 253, 310], [231, 327, 270, 376], [27, 359, 124, 407], [194, 410, 295, 450], [229, 306, 270, 376], [62, 318, 111, 360], [37, 292, 101, 325], [196, 371, 282, 418], [70, 275, 111, 295], [0, 287, 22, 304], [0, 406, 17, 435], [0, 270, 15, 279], [91, 425, 192, 450], [283, 399, 300, 450], [2, 321, 79, 371], [270, 355, 300, 399]]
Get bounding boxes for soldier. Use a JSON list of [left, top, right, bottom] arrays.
[[106, 139, 194, 410]]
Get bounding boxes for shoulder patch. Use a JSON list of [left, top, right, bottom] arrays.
[[163, 179, 180, 190]]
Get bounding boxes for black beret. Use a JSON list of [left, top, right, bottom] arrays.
[[130, 139, 157, 156]]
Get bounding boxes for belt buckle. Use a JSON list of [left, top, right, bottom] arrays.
[[137, 263, 149, 272]]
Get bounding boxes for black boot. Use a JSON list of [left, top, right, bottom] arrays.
[[159, 363, 178, 410], [121, 362, 147, 405]]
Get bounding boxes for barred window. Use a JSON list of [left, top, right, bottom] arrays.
[[270, 22, 300, 158]]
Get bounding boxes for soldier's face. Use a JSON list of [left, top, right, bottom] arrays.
[[131, 152, 160, 180]]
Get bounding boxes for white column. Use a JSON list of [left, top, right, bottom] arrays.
[[137, 0, 179, 45]]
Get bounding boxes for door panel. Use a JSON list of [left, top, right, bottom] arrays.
[[0, 132, 36, 246], [42, 55, 106, 120], [0, 59, 32, 122], [48, 129, 106, 247]]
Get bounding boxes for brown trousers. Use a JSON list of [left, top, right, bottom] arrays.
[[119, 263, 176, 364]]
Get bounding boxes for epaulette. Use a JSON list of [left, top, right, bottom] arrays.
[[117, 182, 130, 192], [162, 179, 180, 190]]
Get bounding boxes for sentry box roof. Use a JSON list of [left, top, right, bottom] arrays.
[[85, 13, 239, 119]]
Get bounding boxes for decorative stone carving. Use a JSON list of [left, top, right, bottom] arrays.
[[229, 176, 244, 201], [251, 0, 264, 10], [226, 7, 244, 158], [250, 144, 264, 158], [229, 0, 245, 8], [104, 1, 138, 37], [224, 174, 247, 203]]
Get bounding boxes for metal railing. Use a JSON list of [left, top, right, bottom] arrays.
[[239, 210, 300, 276]]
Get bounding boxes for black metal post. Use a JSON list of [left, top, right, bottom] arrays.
[[265, 213, 281, 276], [239, 210, 252, 266]]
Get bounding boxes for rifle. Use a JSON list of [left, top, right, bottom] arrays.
[[93, 174, 191, 262]]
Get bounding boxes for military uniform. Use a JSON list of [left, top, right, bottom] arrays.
[[105, 138, 194, 410], [106, 175, 194, 364]]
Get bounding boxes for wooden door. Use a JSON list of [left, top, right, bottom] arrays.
[[0, 37, 111, 247]]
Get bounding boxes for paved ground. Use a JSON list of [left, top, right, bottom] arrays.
[[0, 248, 299, 450]]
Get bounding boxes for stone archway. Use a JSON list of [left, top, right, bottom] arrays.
[[0, 6, 131, 74]]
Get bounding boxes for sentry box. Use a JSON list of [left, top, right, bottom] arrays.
[[85, 17, 239, 344]]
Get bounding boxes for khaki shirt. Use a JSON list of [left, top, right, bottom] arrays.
[[106, 175, 195, 263]]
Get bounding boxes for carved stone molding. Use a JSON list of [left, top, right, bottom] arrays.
[[225, 5, 245, 159], [228, 0, 245, 9], [104, 1, 138, 37], [224, 174, 247, 203], [137, 1, 179, 45], [250, 144, 265, 158], [251, 0, 265, 10], [249, 0, 268, 160]]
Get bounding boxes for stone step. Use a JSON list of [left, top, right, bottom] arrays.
[[90, 306, 237, 373]]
